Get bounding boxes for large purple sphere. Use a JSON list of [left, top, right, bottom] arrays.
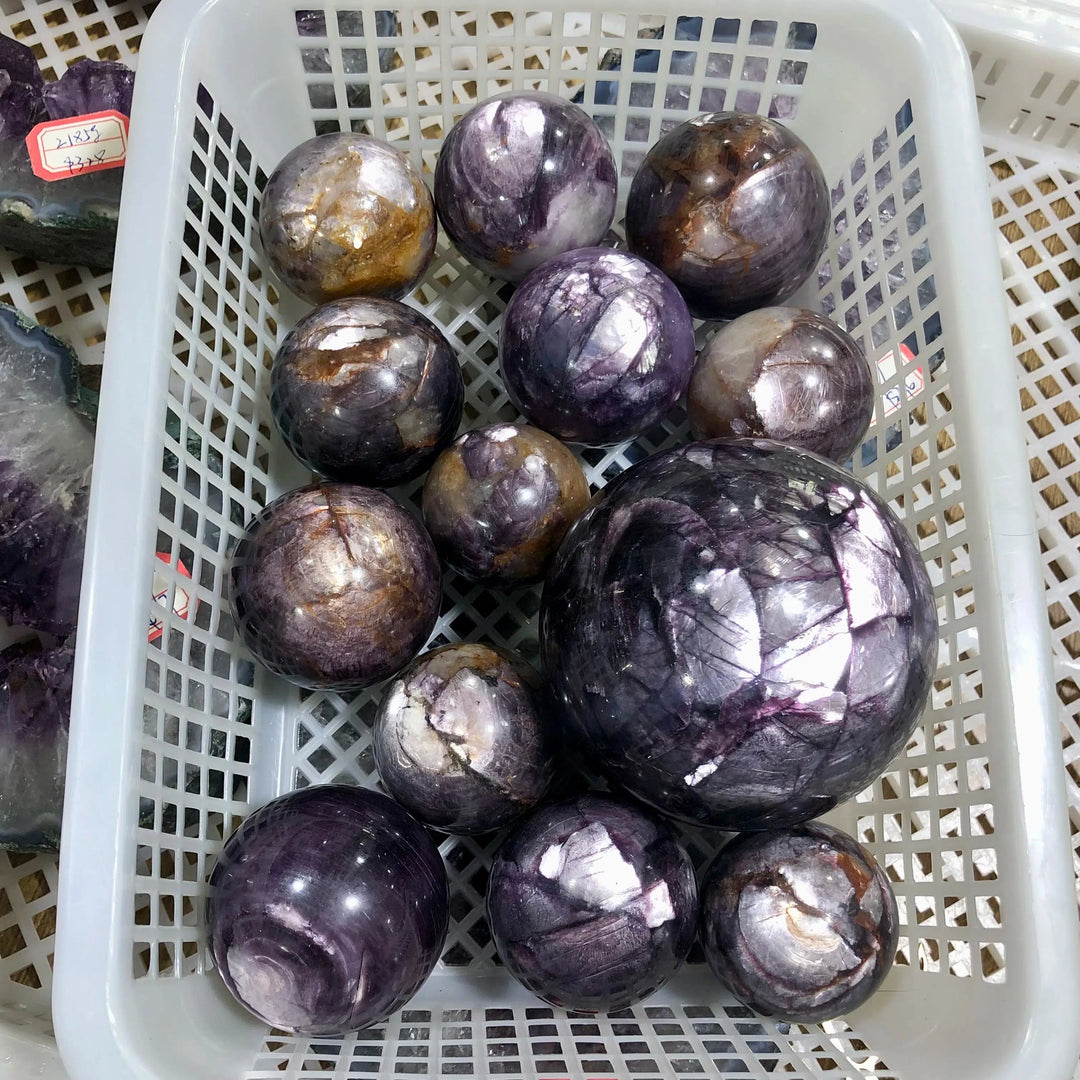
[[625, 113, 830, 320], [487, 794, 698, 1012], [373, 643, 555, 834], [541, 440, 938, 830], [228, 484, 441, 690], [434, 92, 617, 282], [271, 297, 464, 487], [700, 822, 898, 1022], [422, 423, 590, 586], [207, 785, 448, 1035], [499, 248, 697, 444], [688, 307, 874, 463]]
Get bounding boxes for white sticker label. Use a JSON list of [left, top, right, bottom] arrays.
[[150, 552, 193, 642], [26, 109, 129, 181], [872, 342, 923, 425]]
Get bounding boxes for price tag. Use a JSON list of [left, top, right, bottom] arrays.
[[25, 109, 129, 181], [871, 342, 923, 426], [149, 552, 193, 643]]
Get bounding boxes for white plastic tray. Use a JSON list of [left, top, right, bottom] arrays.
[[48, 0, 1080, 1079]]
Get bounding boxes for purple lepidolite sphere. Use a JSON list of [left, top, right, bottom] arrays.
[[434, 92, 617, 281], [688, 307, 874, 463], [499, 247, 697, 444], [541, 439, 938, 830], [259, 133, 436, 304], [422, 423, 590, 587], [625, 113, 830, 320], [271, 297, 464, 487], [373, 643, 555, 834], [700, 822, 898, 1022], [207, 785, 448, 1035], [487, 794, 698, 1012], [228, 484, 441, 690]]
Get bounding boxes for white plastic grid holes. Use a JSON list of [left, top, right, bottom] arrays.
[[0, 0, 157, 1043]]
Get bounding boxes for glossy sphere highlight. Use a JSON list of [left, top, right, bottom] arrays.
[[434, 92, 617, 281], [487, 794, 698, 1011], [499, 248, 697, 444], [207, 785, 448, 1035], [625, 113, 830, 319], [259, 133, 436, 304], [422, 423, 590, 587], [271, 298, 464, 486], [541, 440, 938, 830], [228, 484, 441, 690], [700, 823, 898, 1022], [688, 307, 874, 463], [373, 643, 555, 834]]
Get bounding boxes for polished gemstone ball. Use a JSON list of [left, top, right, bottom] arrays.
[[688, 307, 874, 462], [421, 423, 590, 587], [270, 297, 464, 487], [373, 643, 555, 834], [228, 484, 441, 690], [541, 440, 938, 830], [625, 113, 830, 319], [259, 132, 436, 304], [434, 91, 618, 281], [700, 822, 898, 1022], [487, 794, 698, 1012], [499, 247, 697, 444], [207, 785, 448, 1035]]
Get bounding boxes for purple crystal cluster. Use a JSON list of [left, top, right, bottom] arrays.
[[487, 794, 698, 1012], [541, 440, 938, 831]]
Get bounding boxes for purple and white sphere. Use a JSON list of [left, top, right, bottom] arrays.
[[700, 822, 898, 1022], [541, 440, 938, 830], [373, 643, 555, 834], [434, 92, 617, 281], [625, 113, 830, 320], [270, 297, 464, 487], [206, 785, 448, 1035], [499, 248, 696, 444], [688, 307, 874, 463], [487, 794, 698, 1012], [228, 484, 441, 690]]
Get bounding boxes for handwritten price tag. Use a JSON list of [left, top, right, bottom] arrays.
[[25, 109, 129, 181], [870, 342, 923, 427]]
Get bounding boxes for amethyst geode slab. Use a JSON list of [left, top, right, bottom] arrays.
[[373, 642, 555, 834], [541, 439, 938, 830], [487, 793, 698, 1012], [700, 822, 899, 1021]]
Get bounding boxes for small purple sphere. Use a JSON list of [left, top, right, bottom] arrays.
[[625, 113, 830, 320], [228, 484, 441, 690], [434, 92, 617, 282], [421, 423, 591, 587], [541, 440, 938, 830], [271, 297, 464, 487], [487, 794, 698, 1012], [700, 822, 898, 1022], [207, 785, 448, 1035], [499, 248, 696, 444], [688, 307, 874, 463], [373, 643, 555, 834]]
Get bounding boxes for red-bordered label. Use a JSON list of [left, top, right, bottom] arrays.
[[872, 342, 922, 425], [150, 552, 193, 643], [25, 109, 129, 181]]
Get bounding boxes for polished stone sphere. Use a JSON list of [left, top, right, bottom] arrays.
[[541, 439, 938, 830], [270, 297, 464, 486], [700, 822, 898, 1022], [228, 484, 441, 690], [487, 793, 698, 1012], [625, 113, 830, 319], [688, 307, 874, 462], [434, 91, 617, 281], [207, 785, 448, 1035], [499, 247, 697, 444], [422, 423, 590, 587], [259, 133, 436, 304], [373, 643, 554, 834]]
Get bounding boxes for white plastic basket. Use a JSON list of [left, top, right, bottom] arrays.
[[53, 1, 1080, 1079]]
